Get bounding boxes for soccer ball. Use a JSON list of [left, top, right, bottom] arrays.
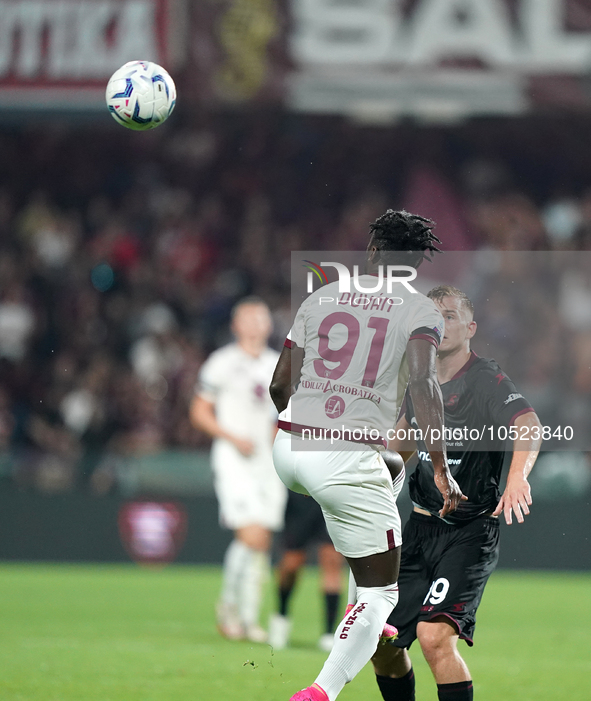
[[106, 61, 176, 131]]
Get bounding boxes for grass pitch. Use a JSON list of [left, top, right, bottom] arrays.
[[0, 564, 589, 701]]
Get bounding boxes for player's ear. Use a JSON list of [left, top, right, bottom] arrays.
[[367, 246, 380, 265], [466, 320, 477, 340]]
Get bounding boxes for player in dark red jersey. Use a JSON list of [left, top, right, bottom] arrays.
[[371, 285, 542, 701]]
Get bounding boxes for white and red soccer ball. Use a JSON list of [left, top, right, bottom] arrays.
[[106, 60, 176, 131]]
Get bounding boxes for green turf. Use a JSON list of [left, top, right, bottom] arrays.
[[0, 564, 589, 701]]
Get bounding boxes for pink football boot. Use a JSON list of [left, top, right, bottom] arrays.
[[289, 684, 329, 701]]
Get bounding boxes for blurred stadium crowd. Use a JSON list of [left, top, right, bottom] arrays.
[[1, 112, 590, 494]]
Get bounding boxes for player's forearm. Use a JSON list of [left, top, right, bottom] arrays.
[[191, 399, 232, 442], [508, 412, 542, 480], [270, 346, 298, 413], [409, 377, 448, 473]]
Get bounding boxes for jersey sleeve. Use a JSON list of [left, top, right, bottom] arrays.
[[196, 352, 225, 402], [285, 300, 307, 349], [408, 298, 445, 348], [471, 362, 534, 427]]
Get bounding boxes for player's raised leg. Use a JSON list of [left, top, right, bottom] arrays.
[[273, 436, 403, 701], [292, 547, 400, 701]]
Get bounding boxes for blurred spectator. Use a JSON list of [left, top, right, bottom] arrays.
[[0, 285, 36, 362]]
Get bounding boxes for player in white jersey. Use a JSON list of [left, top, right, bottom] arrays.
[[270, 211, 466, 701], [191, 298, 287, 643]]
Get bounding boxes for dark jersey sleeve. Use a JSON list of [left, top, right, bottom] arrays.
[[409, 325, 441, 349], [470, 360, 534, 428]]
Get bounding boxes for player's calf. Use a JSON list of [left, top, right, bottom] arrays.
[[372, 639, 410, 677]]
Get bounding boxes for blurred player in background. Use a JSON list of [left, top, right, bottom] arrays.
[[270, 211, 465, 701], [372, 286, 542, 701], [191, 297, 286, 643], [269, 492, 344, 652]]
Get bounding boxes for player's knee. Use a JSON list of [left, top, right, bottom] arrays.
[[318, 544, 343, 571], [356, 583, 399, 611], [417, 619, 457, 658], [237, 525, 271, 552], [281, 550, 306, 573]]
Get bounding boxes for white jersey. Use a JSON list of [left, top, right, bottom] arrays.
[[278, 276, 444, 445], [198, 343, 279, 453]]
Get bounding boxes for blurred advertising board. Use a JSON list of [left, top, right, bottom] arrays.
[[189, 0, 591, 115], [287, 0, 591, 119], [119, 501, 187, 565], [4, 1, 591, 116], [0, 0, 184, 110]]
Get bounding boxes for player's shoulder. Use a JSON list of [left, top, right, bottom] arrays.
[[203, 342, 240, 366], [407, 290, 443, 316], [300, 281, 341, 306], [468, 355, 502, 375], [466, 355, 511, 389], [406, 291, 444, 338], [291, 281, 341, 324], [198, 344, 238, 394]]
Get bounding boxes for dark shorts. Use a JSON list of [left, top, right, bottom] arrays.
[[282, 491, 332, 551], [388, 511, 500, 648]]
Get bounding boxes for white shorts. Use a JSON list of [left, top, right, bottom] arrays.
[[272, 429, 402, 559], [211, 440, 287, 532]]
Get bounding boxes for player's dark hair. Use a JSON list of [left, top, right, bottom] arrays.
[[368, 209, 442, 267], [230, 296, 268, 319], [428, 285, 474, 316]]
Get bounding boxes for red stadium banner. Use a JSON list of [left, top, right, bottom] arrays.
[[118, 501, 187, 565], [5, 1, 591, 114], [0, 0, 179, 109], [285, 0, 591, 118]]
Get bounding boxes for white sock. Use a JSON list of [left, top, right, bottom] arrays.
[[239, 549, 270, 629], [314, 583, 399, 701], [220, 539, 250, 608]]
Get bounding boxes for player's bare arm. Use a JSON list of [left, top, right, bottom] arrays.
[[387, 414, 418, 464], [190, 395, 254, 457], [493, 410, 542, 525], [269, 344, 304, 413], [406, 337, 466, 518]]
